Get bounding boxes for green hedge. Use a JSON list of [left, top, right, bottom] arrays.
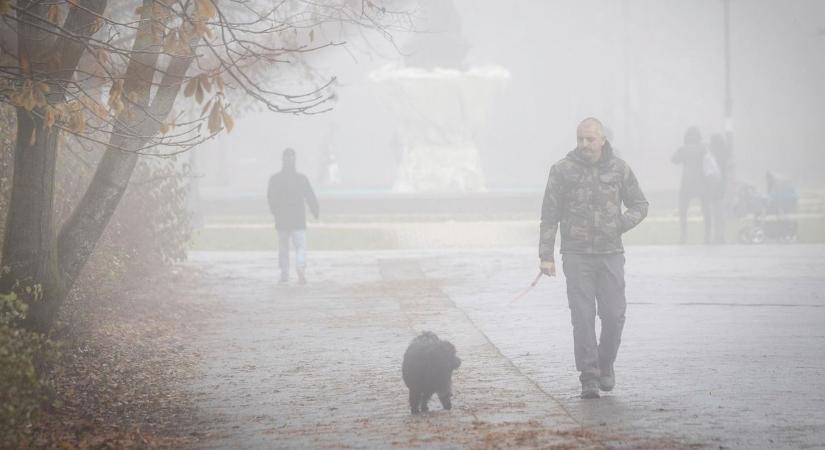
[[0, 291, 54, 447]]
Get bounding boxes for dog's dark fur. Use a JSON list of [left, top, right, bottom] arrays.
[[402, 331, 461, 414]]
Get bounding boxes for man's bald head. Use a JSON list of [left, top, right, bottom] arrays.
[[576, 117, 607, 163], [577, 117, 605, 137]]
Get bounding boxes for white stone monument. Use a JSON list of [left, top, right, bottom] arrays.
[[371, 64, 508, 193]]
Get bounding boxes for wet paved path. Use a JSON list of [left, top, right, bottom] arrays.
[[183, 245, 825, 449]]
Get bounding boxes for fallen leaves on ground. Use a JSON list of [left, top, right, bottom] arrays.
[[19, 267, 212, 449]]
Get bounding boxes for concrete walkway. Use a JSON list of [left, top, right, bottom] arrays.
[[180, 245, 825, 449]]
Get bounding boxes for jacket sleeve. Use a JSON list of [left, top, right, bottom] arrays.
[[539, 165, 563, 262], [619, 165, 649, 233], [303, 176, 319, 219], [266, 176, 277, 215]]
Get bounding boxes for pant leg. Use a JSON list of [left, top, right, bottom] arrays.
[[291, 230, 307, 270], [712, 196, 726, 244], [562, 254, 600, 383], [700, 195, 712, 244], [678, 192, 690, 243], [277, 230, 290, 276], [595, 253, 627, 376]]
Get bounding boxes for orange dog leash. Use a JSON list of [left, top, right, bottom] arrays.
[[509, 271, 544, 304]]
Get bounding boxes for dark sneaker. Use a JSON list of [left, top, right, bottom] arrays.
[[297, 269, 307, 285], [279, 273, 289, 284], [599, 367, 615, 392], [581, 382, 600, 399]]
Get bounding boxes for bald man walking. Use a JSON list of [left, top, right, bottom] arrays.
[[539, 118, 649, 399]]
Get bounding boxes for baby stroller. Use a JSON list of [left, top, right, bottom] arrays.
[[734, 172, 799, 244]]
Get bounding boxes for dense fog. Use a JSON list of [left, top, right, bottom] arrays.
[[3, 1, 824, 447], [196, 0, 825, 201]]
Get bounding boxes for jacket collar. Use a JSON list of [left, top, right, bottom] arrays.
[[566, 140, 615, 167]]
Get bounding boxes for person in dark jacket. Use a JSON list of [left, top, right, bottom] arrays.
[[672, 127, 712, 244], [267, 148, 319, 284], [539, 117, 648, 399], [708, 133, 732, 243]]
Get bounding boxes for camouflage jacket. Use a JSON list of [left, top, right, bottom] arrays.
[[539, 143, 648, 261]]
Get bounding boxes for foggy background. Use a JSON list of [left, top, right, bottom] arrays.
[[5, 1, 824, 448], [194, 0, 825, 206]]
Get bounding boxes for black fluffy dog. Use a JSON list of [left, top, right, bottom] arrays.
[[402, 331, 461, 414]]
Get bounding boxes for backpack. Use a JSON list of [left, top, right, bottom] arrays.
[[703, 150, 721, 181]]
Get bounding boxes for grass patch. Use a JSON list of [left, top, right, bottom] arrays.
[[188, 215, 825, 251]]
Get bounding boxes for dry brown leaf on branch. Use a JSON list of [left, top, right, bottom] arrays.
[[221, 109, 234, 133], [194, 82, 204, 103], [199, 98, 213, 117], [33, 81, 49, 109], [78, 96, 107, 120], [198, 73, 211, 93], [95, 47, 108, 69], [194, 0, 217, 20], [151, 1, 172, 22], [191, 19, 213, 39], [68, 110, 86, 133], [163, 29, 179, 53], [207, 100, 222, 134], [47, 4, 63, 25], [91, 16, 103, 33], [183, 77, 198, 98], [108, 79, 124, 113], [160, 109, 177, 135], [10, 80, 46, 111], [44, 106, 56, 129]]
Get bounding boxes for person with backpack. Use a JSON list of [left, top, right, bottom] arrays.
[[267, 148, 319, 284], [672, 127, 714, 244], [708, 133, 732, 243]]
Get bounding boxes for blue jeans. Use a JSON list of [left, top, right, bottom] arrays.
[[278, 230, 306, 277]]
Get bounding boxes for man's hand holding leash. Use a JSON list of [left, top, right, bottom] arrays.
[[540, 260, 556, 277]]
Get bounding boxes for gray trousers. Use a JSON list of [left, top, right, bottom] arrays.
[[561, 253, 626, 384]]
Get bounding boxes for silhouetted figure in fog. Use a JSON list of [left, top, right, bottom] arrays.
[[267, 148, 319, 284], [672, 127, 713, 244], [539, 118, 649, 399], [709, 133, 732, 243]]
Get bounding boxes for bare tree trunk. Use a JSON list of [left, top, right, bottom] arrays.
[[57, 20, 198, 297], [0, 1, 64, 331], [0, 109, 63, 331], [57, 135, 139, 289]]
